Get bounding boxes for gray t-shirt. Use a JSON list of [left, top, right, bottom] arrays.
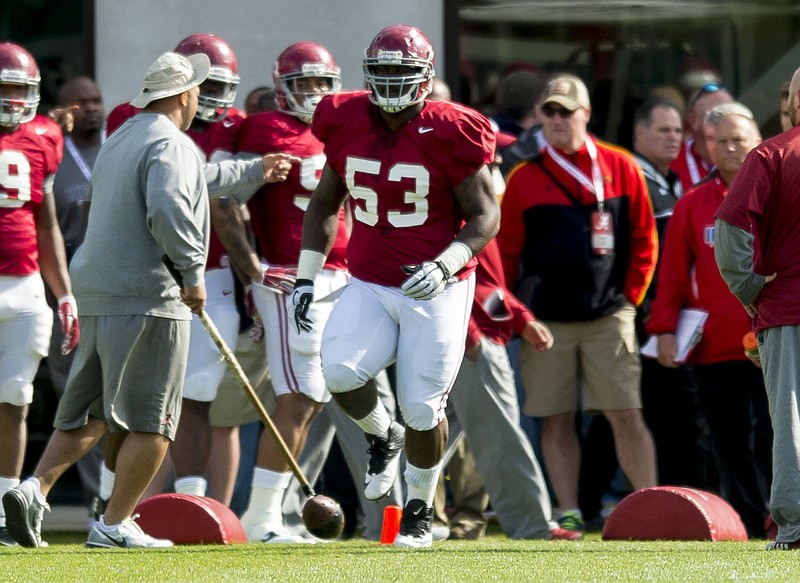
[[53, 137, 102, 260], [70, 113, 208, 319]]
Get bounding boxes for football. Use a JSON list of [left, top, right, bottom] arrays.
[[302, 494, 345, 540]]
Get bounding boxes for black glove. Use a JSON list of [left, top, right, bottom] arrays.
[[288, 279, 314, 333]]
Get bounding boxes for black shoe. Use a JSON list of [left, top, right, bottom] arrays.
[[393, 499, 433, 547], [364, 421, 405, 501], [0, 526, 17, 547]]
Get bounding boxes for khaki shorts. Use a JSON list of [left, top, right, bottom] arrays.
[[54, 315, 189, 440], [520, 304, 641, 417], [208, 328, 275, 427]]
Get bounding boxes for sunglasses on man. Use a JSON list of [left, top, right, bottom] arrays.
[[689, 83, 730, 108], [541, 105, 578, 118]]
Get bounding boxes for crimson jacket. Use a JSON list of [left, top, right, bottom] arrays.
[[498, 135, 657, 322], [467, 238, 535, 350], [647, 174, 749, 363]]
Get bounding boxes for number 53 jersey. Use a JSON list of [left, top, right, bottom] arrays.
[[312, 90, 496, 287], [0, 115, 63, 275]]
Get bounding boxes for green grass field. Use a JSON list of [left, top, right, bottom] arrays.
[[2, 531, 798, 582]]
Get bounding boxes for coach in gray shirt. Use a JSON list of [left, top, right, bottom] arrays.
[[2, 51, 296, 549]]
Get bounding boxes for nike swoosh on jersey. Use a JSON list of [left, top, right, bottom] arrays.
[[417, 127, 434, 134], [222, 290, 233, 296], [34, 127, 48, 135]]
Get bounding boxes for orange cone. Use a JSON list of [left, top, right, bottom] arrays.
[[379, 505, 402, 544]]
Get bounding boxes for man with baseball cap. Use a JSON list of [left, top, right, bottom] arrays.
[[497, 73, 659, 537], [3, 51, 297, 549]]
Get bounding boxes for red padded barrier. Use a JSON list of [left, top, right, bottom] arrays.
[[134, 493, 247, 545], [601, 486, 748, 541]]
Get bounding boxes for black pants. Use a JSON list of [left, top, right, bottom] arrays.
[[693, 360, 773, 538]]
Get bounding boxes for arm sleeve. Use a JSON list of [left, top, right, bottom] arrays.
[[146, 143, 207, 288], [497, 165, 528, 286], [647, 197, 693, 334], [507, 292, 537, 335], [714, 219, 768, 305], [204, 156, 265, 203], [623, 163, 658, 306]]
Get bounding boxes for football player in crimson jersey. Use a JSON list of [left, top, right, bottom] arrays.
[[0, 42, 79, 545], [235, 41, 358, 543], [290, 25, 500, 548]]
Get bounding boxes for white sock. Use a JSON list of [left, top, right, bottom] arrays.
[[405, 462, 442, 507], [0, 476, 20, 525], [99, 515, 123, 530], [99, 463, 115, 501], [241, 468, 292, 526], [353, 404, 392, 439], [175, 476, 207, 497]]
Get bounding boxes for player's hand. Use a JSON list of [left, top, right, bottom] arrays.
[[58, 295, 80, 355], [181, 285, 207, 314], [289, 279, 314, 334], [258, 265, 298, 294], [249, 312, 265, 344], [48, 105, 79, 134], [400, 261, 449, 300], [244, 284, 256, 318], [261, 153, 301, 183]]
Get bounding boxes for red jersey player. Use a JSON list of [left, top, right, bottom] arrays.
[[0, 42, 79, 546], [235, 41, 350, 543], [291, 25, 500, 548]]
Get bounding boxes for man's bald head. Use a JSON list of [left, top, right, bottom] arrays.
[[56, 76, 104, 141]]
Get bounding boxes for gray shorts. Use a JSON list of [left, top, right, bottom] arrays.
[[54, 315, 189, 440]]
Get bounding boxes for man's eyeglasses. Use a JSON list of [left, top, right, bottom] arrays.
[[689, 83, 730, 108], [541, 105, 577, 118]]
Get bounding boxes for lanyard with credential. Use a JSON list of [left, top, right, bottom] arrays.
[[684, 137, 711, 185], [64, 130, 106, 182], [540, 132, 606, 212]]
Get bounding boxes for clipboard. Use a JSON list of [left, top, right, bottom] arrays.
[[641, 308, 709, 363]]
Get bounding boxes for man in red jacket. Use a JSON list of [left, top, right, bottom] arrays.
[[649, 102, 771, 537], [498, 74, 658, 535]]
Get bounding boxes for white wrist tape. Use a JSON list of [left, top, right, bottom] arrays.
[[296, 249, 327, 282], [434, 242, 473, 278]]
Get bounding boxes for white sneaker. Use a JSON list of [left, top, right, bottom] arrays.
[[245, 524, 316, 544], [364, 421, 405, 501], [2, 479, 49, 548], [86, 516, 173, 548]]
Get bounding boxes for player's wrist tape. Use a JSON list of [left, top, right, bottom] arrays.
[[296, 249, 327, 282], [434, 242, 473, 280]]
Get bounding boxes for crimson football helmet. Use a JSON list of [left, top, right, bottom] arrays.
[[0, 42, 40, 127], [273, 42, 341, 124], [363, 25, 435, 113], [174, 33, 240, 122]]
